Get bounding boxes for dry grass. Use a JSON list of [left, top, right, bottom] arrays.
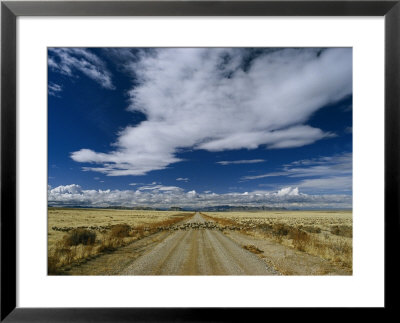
[[110, 224, 131, 238], [201, 210, 352, 271], [63, 228, 96, 246], [48, 208, 194, 274]]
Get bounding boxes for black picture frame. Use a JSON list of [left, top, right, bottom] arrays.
[[1, 1, 398, 321]]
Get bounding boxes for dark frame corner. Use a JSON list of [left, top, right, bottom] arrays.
[[1, 1, 399, 321]]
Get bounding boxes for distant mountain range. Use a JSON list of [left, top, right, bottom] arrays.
[[198, 205, 287, 212], [48, 205, 287, 211]]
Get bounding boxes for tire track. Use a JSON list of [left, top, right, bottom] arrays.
[[121, 213, 277, 275]]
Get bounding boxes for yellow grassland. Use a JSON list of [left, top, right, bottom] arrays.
[[48, 208, 193, 274], [48, 208, 352, 274], [201, 210, 352, 271]]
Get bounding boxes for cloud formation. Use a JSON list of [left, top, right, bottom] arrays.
[[136, 183, 182, 192], [48, 184, 351, 209], [217, 159, 266, 165], [71, 48, 352, 176], [48, 48, 114, 89], [48, 82, 63, 97], [245, 153, 352, 193]]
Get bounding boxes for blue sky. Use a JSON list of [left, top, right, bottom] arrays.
[[48, 48, 352, 209]]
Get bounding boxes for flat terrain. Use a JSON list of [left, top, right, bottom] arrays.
[[203, 210, 353, 272], [48, 209, 352, 275], [48, 208, 194, 273], [120, 213, 277, 275], [48, 208, 190, 248]]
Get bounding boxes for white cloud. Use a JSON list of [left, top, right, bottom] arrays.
[[243, 152, 352, 193], [276, 187, 299, 196], [48, 48, 114, 89], [176, 177, 189, 182], [217, 159, 266, 165], [137, 184, 182, 192], [48, 82, 63, 97], [298, 176, 352, 192], [49, 184, 83, 195], [243, 153, 351, 180], [71, 48, 352, 176], [48, 184, 351, 209]]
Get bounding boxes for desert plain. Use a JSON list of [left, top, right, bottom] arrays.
[[48, 208, 352, 275]]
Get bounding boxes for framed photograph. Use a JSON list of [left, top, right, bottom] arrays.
[[1, 0, 398, 320]]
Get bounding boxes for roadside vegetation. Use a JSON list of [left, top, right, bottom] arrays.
[[201, 211, 352, 271], [48, 208, 194, 274]]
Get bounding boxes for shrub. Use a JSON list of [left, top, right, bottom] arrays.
[[272, 223, 289, 236], [63, 228, 96, 246], [258, 223, 273, 233], [110, 224, 131, 238], [303, 226, 321, 234], [330, 225, 352, 238], [290, 229, 310, 252]]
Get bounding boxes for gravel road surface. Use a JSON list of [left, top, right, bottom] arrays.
[[121, 213, 277, 275]]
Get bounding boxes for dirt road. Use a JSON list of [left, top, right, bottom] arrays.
[[120, 213, 277, 275], [65, 212, 349, 275]]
